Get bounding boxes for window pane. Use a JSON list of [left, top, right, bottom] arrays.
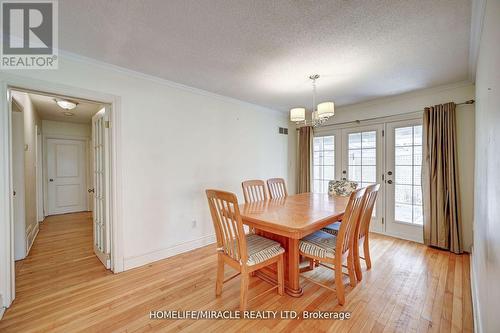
[[362, 148, 376, 165], [322, 180, 330, 193], [414, 165, 421, 185], [313, 180, 321, 192], [413, 186, 422, 205], [395, 203, 413, 223], [395, 127, 413, 146], [324, 166, 334, 180], [313, 137, 323, 151], [348, 149, 361, 165], [395, 184, 412, 204], [362, 165, 376, 182], [414, 126, 422, 146], [324, 136, 334, 150], [348, 133, 361, 149], [362, 131, 376, 148], [349, 165, 362, 182], [414, 146, 422, 165], [395, 166, 413, 184], [395, 146, 413, 165], [324, 150, 334, 165]]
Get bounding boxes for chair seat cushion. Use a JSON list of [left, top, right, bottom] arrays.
[[321, 221, 341, 236], [246, 234, 284, 266], [299, 231, 337, 259]]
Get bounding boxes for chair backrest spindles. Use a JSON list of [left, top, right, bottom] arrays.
[[267, 178, 288, 199], [357, 184, 380, 240], [242, 180, 268, 203], [206, 189, 248, 263], [336, 187, 366, 255]]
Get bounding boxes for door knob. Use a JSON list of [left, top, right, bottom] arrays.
[[88, 188, 95, 193], [387, 180, 393, 184], [49, 179, 54, 182], [387, 171, 393, 175]]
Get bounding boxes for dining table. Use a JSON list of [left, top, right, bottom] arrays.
[[239, 192, 349, 297]]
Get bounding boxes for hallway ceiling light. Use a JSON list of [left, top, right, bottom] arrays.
[[55, 99, 78, 110], [289, 74, 335, 127]]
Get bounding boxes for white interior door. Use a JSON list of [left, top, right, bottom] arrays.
[[47, 139, 87, 215], [341, 125, 385, 232], [385, 120, 424, 242], [92, 108, 110, 268]]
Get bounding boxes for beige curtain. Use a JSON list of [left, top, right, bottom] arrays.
[[422, 102, 463, 253], [297, 126, 312, 193]]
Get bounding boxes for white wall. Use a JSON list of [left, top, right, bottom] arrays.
[[11, 91, 41, 257], [471, 1, 500, 332], [0, 55, 290, 271], [290, 81, 475, 250]]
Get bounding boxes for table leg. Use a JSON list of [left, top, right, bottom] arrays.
[[286, 238, 303, 297]]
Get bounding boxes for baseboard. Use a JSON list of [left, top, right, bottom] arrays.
[[470, 247, 481, 333], [370, 229, 424, 244], [26, 222, 39, 256], [123, 234, 216, 270]]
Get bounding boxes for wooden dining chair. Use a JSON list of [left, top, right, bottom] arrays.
[[241, 180, 268, 203], [206, 189, 284, 311], [320, 184, 380, 281], [353, 184, 380, 281], [267, 178, 288, 199], [298, 187, 366, 305]]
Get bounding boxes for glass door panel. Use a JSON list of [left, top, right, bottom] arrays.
[[386, 120, 423, 242]]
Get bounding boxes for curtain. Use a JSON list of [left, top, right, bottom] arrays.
[[422, 102, 463, 253], [297, 126, 312, 193]]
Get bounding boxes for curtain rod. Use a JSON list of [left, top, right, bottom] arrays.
[[295, 99, 475, 130]]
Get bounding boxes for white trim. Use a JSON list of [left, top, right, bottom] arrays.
[[469, 0, 487, 81], [59, 51, 285, 117], [0, 77, 124, 309], [123, 234, 216, 270], [0, 304, 5, 320], [470, 247, 481, 333]]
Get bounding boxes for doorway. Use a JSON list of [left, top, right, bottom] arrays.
[[3, 86, 116, 309], [312, 116, 423, 242]]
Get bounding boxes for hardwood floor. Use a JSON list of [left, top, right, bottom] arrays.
[[0, 212, 473, 332]]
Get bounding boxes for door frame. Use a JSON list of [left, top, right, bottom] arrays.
[[44, 136, 90, 215], [0, 76, 124, 309]]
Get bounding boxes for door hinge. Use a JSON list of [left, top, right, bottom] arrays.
[[382, 130, 385, 136], [105, 121, 110, 128], [382, 217, 384, 224], [382, 174, 385, 181]]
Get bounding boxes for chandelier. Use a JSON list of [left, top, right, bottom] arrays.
[[289, 74, 334, 127]]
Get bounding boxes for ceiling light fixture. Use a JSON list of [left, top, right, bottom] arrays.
[[55, 99, 78, 110], [289, 74, 334, 127]]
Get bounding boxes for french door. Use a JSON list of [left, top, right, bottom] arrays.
[[341, 125, 384, 232], [385, 120, 423, 242], [312, 118, 423, 242], [92, 108, 111, 268]]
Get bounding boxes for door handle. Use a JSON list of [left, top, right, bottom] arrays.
[[49, 178, 54, 182], [88, 188, 95, 193], [387, 180, 393, 184]]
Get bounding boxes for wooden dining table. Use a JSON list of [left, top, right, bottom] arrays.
[[239, 192, 349, 297]]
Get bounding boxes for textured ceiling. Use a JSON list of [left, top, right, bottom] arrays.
[[28, 92, 102, 124], [58, 0, 471, 111]]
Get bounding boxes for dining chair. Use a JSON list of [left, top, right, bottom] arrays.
[[242, 180, 268, 203], [298, 187, 366, 305], [206, 189, 284, 311], [320, 184, 380, 281], [353, 184, 380, 281], [267, 178, 288, 199], [321, 179, 358, 235]]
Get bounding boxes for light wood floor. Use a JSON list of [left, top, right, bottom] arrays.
[[0, 212, 473, 333]]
